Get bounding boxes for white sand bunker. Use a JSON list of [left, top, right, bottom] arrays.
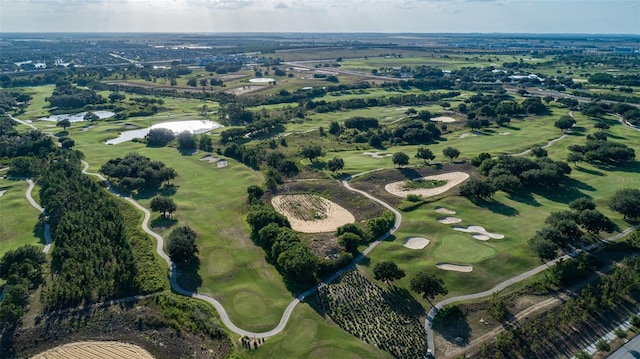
[[472, 234, 491, 241], [363, 152, 392, 159], [385, 172, 470, 198], [459, 132, 484, 139], [32, 341, 154, 359], [431, 116, 457, 123], [453, 225, 505, 240], [403, 237, 430, 249], [435, 206, 456, 215], [437, 216, 462, 224], [271, 194, 355, 233], [500, 132, 511, 136], [436, 263, 473, 273], [200, 155, 220, 163], [0, 190, 6, 197], [217, 160, 228, 168]]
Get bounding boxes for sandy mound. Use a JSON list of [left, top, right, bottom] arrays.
[[437, 216, 462, 224], [403, 237, 430, 249], [217, 160, 228, 168], [453, 225, 505, 239], [435, 206, 456, 215], [431, 116, 457, 123], [32, 341, 154, 359], [363, 152, 392, 159], [385, 172, 470, 198], [271, 194, 355, 233], [200, 155, 220, 163], [436, 263, 473, 273]]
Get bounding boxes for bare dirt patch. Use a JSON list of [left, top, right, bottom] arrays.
[[32, 341, 154, 359], [437, 216, 462, 224], [225, 85, 267, 96], [431, 116, 457, 123], [403, 237, 430, 249], [436, 263, 473, 273], [271, 194, 355, 233], [453, 225, 505, 239], [385, 172, 470, 198]]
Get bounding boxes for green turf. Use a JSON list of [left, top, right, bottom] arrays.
[[432, 233, 497, 263], [0, 178, 44, 259]]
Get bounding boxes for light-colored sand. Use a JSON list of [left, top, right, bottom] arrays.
[[271, 194, 355, 233], [216, 160, 228, 168], [499, 132, 511, 136], [403, 237, 430, 249], [434, 206, 456, 215], [459, 132, 484, 139], [437, 216, 462, 224], [472, 234, 491, 241], [32, 341, 154, 359], [385, 172, 470, 198], [363, 152, 392, 159], [436, 263, 473, 273], [200, 155, 220, 163], [0, 190, 6, 197], [431, 116, 457, 123], [453, 225, 505, 239]]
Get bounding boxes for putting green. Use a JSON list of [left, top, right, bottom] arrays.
[[432, 233, 497, 263]]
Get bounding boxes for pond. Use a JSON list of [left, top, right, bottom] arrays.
[[39, 111, 115, 122], [105, 120, 223, 145], [248, 78, 275, 83]]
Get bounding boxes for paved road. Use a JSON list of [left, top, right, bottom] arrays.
[[81, 161, 404, 339], [607, 335, 640, 359]]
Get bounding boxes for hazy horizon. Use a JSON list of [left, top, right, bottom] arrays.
[[1, 0, 639, 35]]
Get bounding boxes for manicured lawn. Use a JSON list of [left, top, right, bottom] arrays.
[[0, 178, 43, 259], [247, 303, 391, 359]]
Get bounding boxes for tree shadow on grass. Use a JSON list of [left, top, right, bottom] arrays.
[[397, 167, 422, 180], [533, 183, 592, 204], [150, 216, 178, 230], [470, 198, 519, 216], [33, 219, 47, 246], [575, 166, 605, 176], [133, 184, 179, 201], [386, 285, 426, 317], [507, 191, 541, 207], [432, 305, 471, 345], [175, 257, 202, 292]]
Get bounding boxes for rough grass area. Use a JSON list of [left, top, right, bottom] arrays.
[[402, 179, 448, 191], [308, 269, 427, 358]]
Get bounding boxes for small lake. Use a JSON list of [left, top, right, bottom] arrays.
[[105, 120, 223, 145], [249, 78, 275, 83], [39, 111, 115, 122]]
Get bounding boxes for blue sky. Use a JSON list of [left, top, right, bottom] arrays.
[[1, 0, 639, 34]]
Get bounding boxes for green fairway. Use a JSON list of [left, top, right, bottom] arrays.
[[0, 178, 43, 259], [432, 233, 497, 263]]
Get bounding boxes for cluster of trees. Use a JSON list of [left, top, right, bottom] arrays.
[[609, 188, 640, 220], [479, 256, 640, 358], [167, 226, 199, 264], [477, 154, 571, 194], [100, 153, 177, 192], [46, 81, 106, 110], [0, 90, 31, 114], [38, 150, 137, 309], [528, 197, 614, 260], [588, 73, 640, 87], [220, 117, 283, 144], [0, 117, 56, 161], [612, 103, 640, 126], [305, 91, 460, 114], [567, 132, 635, 166], [0, 245, 47, 325]]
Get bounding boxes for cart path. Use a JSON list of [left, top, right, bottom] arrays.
[[80, 161, 403, 338], [25, 179, 53, 254], [424, 225, 637, 353]]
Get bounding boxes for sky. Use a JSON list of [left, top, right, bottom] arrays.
[[0, 0, 639, 34]]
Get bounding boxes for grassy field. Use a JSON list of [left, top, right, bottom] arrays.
[[0, 178, 44, 259]]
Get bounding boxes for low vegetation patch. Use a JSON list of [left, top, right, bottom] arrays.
[[402, 178, 447, 191]]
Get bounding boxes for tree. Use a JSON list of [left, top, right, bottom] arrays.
[[554, 116, 576, 132], [167, 226, 198, 264], [150, 196, 177, 218], [277, 243, 318, 284], [198, 134, 213, 152], [327, 157, 345, 173], [594, 122, 610, 130], [528, 235, 558, 261], [60, 137, 75, 149], [459, 177, 496, 199], [567, 152, 584, 166], [301, 145, 323, 162], [415, 147, 435, 165], [146, 128, 175, 147], [328, 121, 341, 135], [442, 147, 460, 162], [373, 261, 406, 284], [83, 111, 99, 123], [609, 188, 640, 220], [569, 197, 596, 213], [530, 146, 548, 158], [338, 232, 360, 254], [410, 271, 448, 302], [246, 185, 264, 204], [56, 118, 71, 131], [177, 131, 196, 151], [392, 152, 409, 167], [578, 209, 615, 233]]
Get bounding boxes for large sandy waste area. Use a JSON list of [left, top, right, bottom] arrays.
[[271, 194, 355, 233], [32, 341, 154, 359], [385, 172, 470, 198]]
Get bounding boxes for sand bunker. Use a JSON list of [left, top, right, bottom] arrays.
[[437, 216, 462, 224], [217, 160, 228, 168], [0, 190, 6, 197], [431, 116, 457, 123], [32, 341, 154, 359], [472, 234, 491, 241], [200, 155, 220, 163], [436, 263, 473, 273], [453, 225, 505, 239], [271, 194, 355, 233], [434, 206, 456, 215], [403, 237, 430, 249], [459, 132, 483, 139], [385, 172, 470, 198], [500, 132, 511, 136], [363, 152, 392, 159]]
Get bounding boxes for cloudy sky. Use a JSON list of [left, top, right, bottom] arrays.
[[1, 0, 638, 34]]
